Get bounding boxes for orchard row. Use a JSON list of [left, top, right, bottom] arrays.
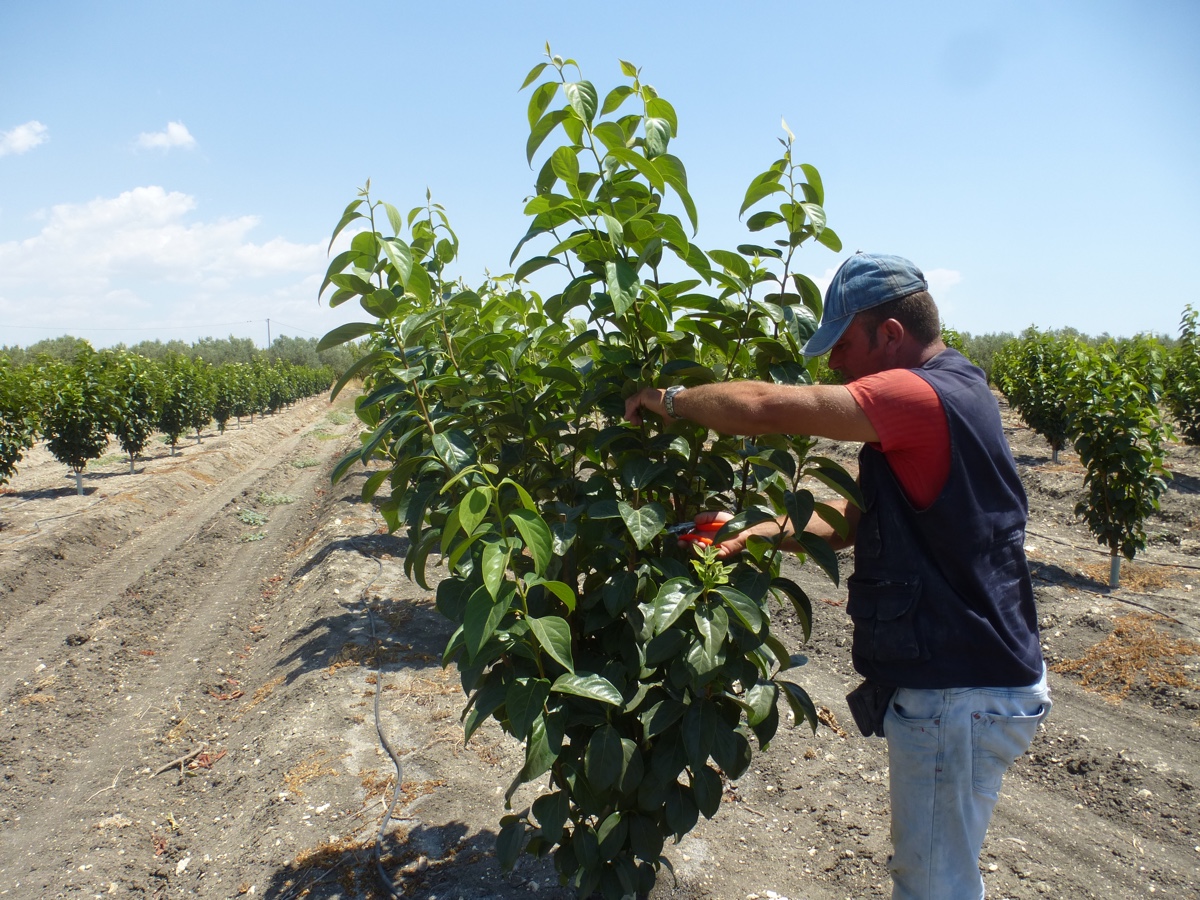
[[0, 348, 334, 494]]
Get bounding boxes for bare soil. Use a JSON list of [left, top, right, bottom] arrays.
[[1, 394, 1197, 900]]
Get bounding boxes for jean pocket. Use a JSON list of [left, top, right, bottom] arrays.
[[971, 706, 1045, 797]]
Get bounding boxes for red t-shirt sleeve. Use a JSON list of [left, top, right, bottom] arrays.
[[845, 369, 950, 509]]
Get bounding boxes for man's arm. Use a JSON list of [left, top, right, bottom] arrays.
[[624, 381, 879, 444]]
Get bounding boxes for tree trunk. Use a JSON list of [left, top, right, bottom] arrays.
[[1109, 551, 1121, 588], [128, 452, 135, 475], [74, 470, 84, 496]]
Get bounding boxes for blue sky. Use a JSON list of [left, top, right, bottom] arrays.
[[1, 1, 1197, 350]]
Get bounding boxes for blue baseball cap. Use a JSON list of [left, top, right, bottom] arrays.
[[802, 252, 928, 357]]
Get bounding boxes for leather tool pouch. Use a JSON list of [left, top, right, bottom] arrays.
[[846, 679, 897, 738]]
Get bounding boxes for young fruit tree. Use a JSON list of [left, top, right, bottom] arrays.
[[320, 51, 855, 899], [41, 354, 113, 495], [1164, 305, 1200, 445], [1066, 337, 1171, 587], [102, 350, 159, 474], [0, 360, 39, 487], [992, 327, 1076, 463]]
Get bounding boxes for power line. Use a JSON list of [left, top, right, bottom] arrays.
[[1, 320, 259, 333]]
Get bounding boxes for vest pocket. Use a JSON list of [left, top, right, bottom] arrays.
[[846, 575, 924, 662]]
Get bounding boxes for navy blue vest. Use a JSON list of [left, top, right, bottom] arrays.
[[847, 350, 1043, 688]]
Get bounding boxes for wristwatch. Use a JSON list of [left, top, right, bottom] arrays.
[[663, 385, 686, 419]]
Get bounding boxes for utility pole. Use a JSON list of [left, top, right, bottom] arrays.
[[266, 318, 271, 349]]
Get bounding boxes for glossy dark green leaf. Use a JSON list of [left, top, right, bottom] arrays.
[[646, 97, 678, 134], [551, 145, 581, 190], [617, 499, 665, 550], [708, 249, 752, 282], [652, 577, 700, 634], [778, 679, 820, 733], [739, 177, 785, 217], [521, 708, 565, 783], [317, 322, 378, 352], [586, 724, 624, 790], [710, 725, 752, 779], [640, 698, 685, 737], [497, 818, 525, 872], [509, 508, 553, 576], [798, 531, 841, 586], [527, 109, 570, 164], [628, 813, 664, 863], [514, 255, 562, 283], [694, 602, 729, 654], [528, 616, 574, 673], [800, 163, 824, 205], [605, 259, 639, 317], [380, 237, 413, 285], [433, 429, 475, 472], [682, 698, 716, 768], [816, 225, 843, 252], [506, 677, 551, 737], [644, 117, 670, 159], [464, 582, 513, 661], [604, 147, 664, 191], [664, 782, 698, 839], [770, 577, 812, 641], [327, 200, 364, 252], [597, 810, 628, 861], [551, 672, 622, 705], [691, 764, 722, 819], [532, 789, 569, 837], [715, 585, 763, 633]]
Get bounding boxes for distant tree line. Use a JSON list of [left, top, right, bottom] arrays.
[[0, 343, 336, 494], [0, 333, 361, 375]]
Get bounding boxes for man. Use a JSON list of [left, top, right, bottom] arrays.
[[624, 252, 1050, 900]]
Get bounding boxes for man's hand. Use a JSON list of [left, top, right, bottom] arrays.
[[624, 386, 667, 426], [693, 510, 797, 560]]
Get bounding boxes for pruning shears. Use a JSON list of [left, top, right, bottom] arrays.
[[667, 520, 723, 546]]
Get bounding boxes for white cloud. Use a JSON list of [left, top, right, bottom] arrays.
[[0, 186, 336, 340], [136, 121, 196, 150], [925, 268, 962, 295], [0, 121, 48, 157]]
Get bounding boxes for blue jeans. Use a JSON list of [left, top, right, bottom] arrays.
[[883, 667, 1051, 900]]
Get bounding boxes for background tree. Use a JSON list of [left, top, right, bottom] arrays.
[[1164, 305, 1200, 445], [102, 350, 159, 473], [41, 352, 112, 494], [320, 51, 855, 899], [1066, 337, 1171, 587], [156, 353, 197, 456], [992, 327, 1077, 463], [0, 361, 39, 487]]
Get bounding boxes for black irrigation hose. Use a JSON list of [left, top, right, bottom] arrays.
[[1026, 527, 1200, 573], [0, 497, 108, 546]]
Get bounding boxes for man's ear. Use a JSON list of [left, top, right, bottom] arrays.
[[879, 317, 906, 350]]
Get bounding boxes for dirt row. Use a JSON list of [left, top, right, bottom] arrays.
[[0, 395, 1197, 899]]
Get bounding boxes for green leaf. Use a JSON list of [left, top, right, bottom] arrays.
[[457, 486, 493, 537], [528, 616, 574, 673], [691, 765, 722, 819], [527, 80, 558, 127], [329, 349, 385, 401], [532, 790, 569, 837], [464, 582, 514, 661], [715, 585, 763, 633], [800, 163, 825, 205], [740, 176, 785, 217], [509, 508, 554, 576], [708, 248, 752, 282], [514, 255, 562, 283], [617, 499, 666, 550], [327, 200, 364, 252], [665, 782, 699, 839], [816, 225, 843, 252], [497, 818, 525, 872], [586, 724, 624, 791], [506, 677, 551, 737], [564, 80, 599, 124], [527, 109, 569, 164], [520, 708, 565, 783], [798, 531, 841, 586], [652, 577, 701, 634], [604, 147, 664, 191], [520, 62, 550, 90], [771, 577, 812, 641], [433, 430, 475, 472], [551, 145, 581, 190], [524, 574, 577, 612], [656, 154, 698, 233], [695, 602, 729, 654], [551, 672, 622, 705], [619, 59, 639, 78], [481, 540, 510, 599], [644, 117, 670, 159], [778, 679, 819, 733], [605, 260, 639, 317], [601, 83, 635, 115], [317, 322, 378, 352], [380, 237, 413, 285]]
